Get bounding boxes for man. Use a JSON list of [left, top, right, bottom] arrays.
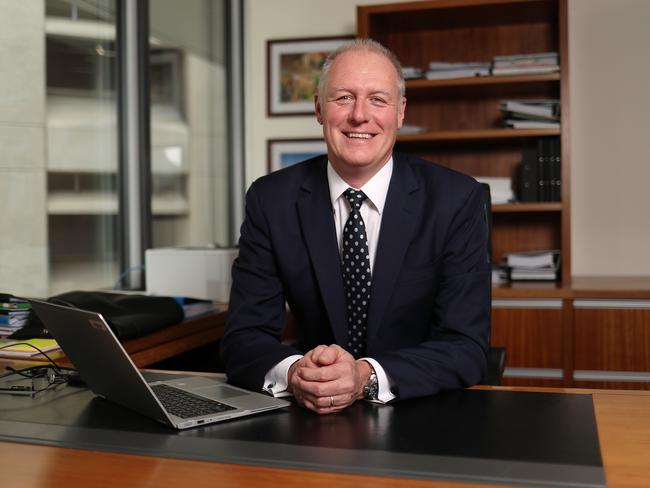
[[221, 39, 490, 414]]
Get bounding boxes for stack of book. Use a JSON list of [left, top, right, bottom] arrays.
[[0, 295, 31, 337], [502, 250, 561, 281], [398, 123, 428, 135], [401, 66, 424, 79], [425, 61, 490, 80], [0, 337, 61, 358], [500, 99, 560, 129], [518, 137, 561, 202], [491, 52, 559, 76]]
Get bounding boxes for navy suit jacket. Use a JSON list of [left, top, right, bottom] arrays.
[[221, 152, 491, 400]]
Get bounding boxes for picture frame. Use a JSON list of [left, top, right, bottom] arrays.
[[267, 36, 353, 116], [267, 138, 328, 172]]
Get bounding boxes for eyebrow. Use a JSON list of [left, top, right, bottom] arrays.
[[329, 86, 393, 97]]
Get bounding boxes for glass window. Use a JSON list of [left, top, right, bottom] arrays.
[[45, 0, 120, 294], [0, 0, 119, 298], [149, 0, 231, 250], [0, 0, 235, 299]]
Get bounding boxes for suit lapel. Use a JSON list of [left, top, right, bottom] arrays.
[[296, 158, 348, 345], [367, 155, 421, 346]]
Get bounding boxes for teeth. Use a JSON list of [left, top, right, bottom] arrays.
[[347, 133, 372, 139]]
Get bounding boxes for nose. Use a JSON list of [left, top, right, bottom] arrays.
[[349, 99, 369, 124]]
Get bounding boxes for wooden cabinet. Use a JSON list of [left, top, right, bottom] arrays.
[[357, 0, 571, 285], [491, 298, 566, 387], [573, 300, 650, 390]]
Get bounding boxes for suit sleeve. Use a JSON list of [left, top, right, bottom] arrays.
[[220, 182, 301, 391], [373, 183, 491, 400]]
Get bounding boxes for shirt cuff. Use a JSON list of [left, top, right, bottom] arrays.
[[263, 355, 303, 397], [361, 357, 397, 403]]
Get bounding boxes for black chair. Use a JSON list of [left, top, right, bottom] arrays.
[[480, 182, 507, 386]]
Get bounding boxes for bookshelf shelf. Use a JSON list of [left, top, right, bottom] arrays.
[[397, 128, 560, 143], [493, 202, 562, 213], [405, 72, 561, 90]]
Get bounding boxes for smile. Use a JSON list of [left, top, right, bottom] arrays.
[[345, 132, 374, 139]]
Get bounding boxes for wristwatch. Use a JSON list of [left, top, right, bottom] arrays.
[[363, 369, 379, 400]]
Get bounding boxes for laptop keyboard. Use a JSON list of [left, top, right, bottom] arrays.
[[151, 384, 236, 419]]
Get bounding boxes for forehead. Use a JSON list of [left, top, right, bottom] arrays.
[[327, 50, 399, 93]]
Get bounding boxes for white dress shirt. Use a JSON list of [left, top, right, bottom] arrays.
[[263, 159, 397, 403]]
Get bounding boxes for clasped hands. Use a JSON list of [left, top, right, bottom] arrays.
[[287, 344, 372, 414]]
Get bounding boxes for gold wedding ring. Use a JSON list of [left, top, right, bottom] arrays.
[[330, 396, 334, 407]]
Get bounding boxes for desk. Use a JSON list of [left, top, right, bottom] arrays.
[[0, 309, 227, 369], [1, 376, 649, 488]]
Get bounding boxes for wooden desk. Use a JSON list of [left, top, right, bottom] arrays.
[[0, 308, 227, 369], [1, 386, 648, 488]]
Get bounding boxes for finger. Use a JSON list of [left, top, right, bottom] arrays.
[[329, 344, 354, 361], [312, 393, 355, 414], [297, 363, 342, 382], [308, 344, 329, 364], [317, 344, 340, 366]]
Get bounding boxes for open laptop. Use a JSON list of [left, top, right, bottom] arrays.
[[30, 299, 289, 429]]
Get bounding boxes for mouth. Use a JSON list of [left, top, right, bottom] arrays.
[[344, 132, 375, 140]]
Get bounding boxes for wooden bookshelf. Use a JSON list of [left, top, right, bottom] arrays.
[[357, 0, 570, 289], [398, 128, 560, 142]]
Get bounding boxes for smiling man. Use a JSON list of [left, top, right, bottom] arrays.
[[221, 39, 490, 414]]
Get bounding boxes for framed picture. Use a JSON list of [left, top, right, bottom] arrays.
[[267, 138, 328, 172], [267, 36, 353, 116]]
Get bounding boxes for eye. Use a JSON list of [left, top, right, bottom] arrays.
[[370, 96, 387, 105], [336, 94, 353, 103]]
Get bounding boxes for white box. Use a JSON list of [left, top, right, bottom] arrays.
[[145, 247, 238, 303]]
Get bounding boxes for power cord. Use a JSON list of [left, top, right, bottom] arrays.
[[0, 342, 85, 394]]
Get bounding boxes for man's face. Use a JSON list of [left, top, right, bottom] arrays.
[[315, 50, 406, 182]]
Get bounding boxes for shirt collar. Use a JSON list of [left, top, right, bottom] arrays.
[[327, 157, 393, 215]]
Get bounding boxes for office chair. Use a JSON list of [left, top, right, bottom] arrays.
[[480, 182, 507, 386]]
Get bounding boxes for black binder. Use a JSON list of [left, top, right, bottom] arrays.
[[519, 145, 538, 202]]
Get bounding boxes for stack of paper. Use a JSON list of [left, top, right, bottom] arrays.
[[500, 99, 560, 129], [491, 52, 559, 76], [0, 295, 31, 337], [0, 338, 61, 358], [474, 176, 514, 204], [425, 61, 490, 80], [502, 250, 561, 281]]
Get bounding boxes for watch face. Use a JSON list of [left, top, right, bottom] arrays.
[[364, 372, 379, 400]]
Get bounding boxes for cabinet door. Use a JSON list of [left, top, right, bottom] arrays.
[[574, 300, 650, 390], [492, 299, 564, 387]]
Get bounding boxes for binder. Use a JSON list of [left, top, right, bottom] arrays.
[[552, 137, 562, 202], [537, 139, 546, 201], [519, 146, 538, 202]]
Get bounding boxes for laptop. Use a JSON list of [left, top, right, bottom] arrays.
[[30, 299, 289, 429]]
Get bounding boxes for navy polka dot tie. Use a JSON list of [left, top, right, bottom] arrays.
[[342, 188, 371, 358]]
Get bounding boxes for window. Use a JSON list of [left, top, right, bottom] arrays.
[[0, 0, 238, 299]]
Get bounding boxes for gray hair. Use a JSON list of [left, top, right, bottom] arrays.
[[318, 38, 406, 100]]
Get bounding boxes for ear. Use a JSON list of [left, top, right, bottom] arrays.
[[396, 96, 406, 129], [314, 95, 323, 124]]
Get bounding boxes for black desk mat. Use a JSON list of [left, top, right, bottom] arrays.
[[0, 373, 605, 487]]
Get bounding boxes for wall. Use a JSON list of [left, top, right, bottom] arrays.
[[243, 0, 413, 184], [569, 0, 650, 276], [244, 0, 650, 277], [0, 0, 48, 296]]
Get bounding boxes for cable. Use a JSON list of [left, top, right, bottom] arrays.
[[113, 264, 145, 290], [0, 342, 62, 373]]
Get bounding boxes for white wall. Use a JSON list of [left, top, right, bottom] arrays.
[[569, 0, 650, 276], [0, 0, 48, 296], [244, 0, 650, 277], [243, 0, 414, 184]]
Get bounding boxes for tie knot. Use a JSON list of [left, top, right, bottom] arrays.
[[344, 188, 367, 211]]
